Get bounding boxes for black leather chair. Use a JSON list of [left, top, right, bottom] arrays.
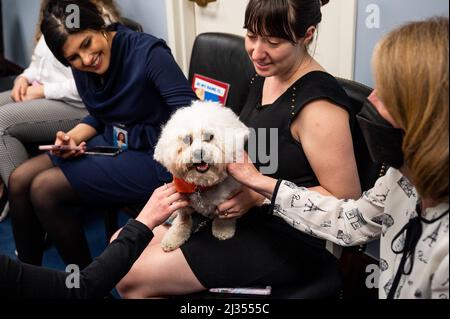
[[337, 78, 384, 192], [188, 32, 255, 115], [336, 78, 384, 299]]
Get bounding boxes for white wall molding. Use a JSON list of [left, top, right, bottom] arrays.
[[165, 0, 357, 79]]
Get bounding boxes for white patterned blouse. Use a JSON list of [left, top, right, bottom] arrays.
[[271, 168, 449, 299]]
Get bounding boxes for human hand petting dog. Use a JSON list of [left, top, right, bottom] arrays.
[[227, 152, 278, 205], [136, 183, 190, 230], [227, 152, 262, 187]]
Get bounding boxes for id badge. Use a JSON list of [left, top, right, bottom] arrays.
[[113, 126, 128, 150]]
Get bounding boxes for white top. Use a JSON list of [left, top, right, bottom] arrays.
[[272, 168, 449, 299], [20, 37, 82, 104]]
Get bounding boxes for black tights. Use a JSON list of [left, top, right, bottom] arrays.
[[9, 154, 92, 268]]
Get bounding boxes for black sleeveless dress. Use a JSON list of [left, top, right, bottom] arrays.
[[180, 71, 353, 295]]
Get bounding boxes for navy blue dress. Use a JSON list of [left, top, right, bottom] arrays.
[[50, 24, 196, 207]]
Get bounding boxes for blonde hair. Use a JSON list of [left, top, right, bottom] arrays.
[[373, 16, 449, 203], [34, 0, 121, 43]]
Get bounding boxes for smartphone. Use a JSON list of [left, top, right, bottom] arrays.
[[84, 146, 122, 156], [39, 145, 82, 151]]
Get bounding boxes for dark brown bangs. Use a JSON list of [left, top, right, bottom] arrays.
[[244, 0, 297, 43]]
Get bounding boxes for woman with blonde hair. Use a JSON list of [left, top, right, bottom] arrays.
[[0, 0, 121, 222], [228, 16, 449, 299]]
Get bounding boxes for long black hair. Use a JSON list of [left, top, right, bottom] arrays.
[[244, 0, 329, 43], [41, 0, 109, 66]]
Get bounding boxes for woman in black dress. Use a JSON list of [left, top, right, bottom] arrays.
[[117, 0, 361, 298]]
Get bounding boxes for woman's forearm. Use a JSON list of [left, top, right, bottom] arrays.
[[244, 173, 278, 200], [66, 123, 97, 145], [0, 220, 153, 299]]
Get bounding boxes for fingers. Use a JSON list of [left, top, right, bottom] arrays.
[[56, 131, 70, 143], [168, 200, 190, 214], [216, 200, 238, 217], [219, 211, 241, 219], [218, 207, 242, 219], [20, 85, 27, 99], [217, 195, 239, 212], [157, 182, 176, 195], [166, 190, 188, 205], [11, 87, 21, 102]]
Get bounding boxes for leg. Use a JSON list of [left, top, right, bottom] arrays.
[[110, 224, 169, 245], [0, 90, 14, 107], [0, 97, 87, 187], [116, 244, 205, 298], [0, 180, 7, 222], [30, 167, 92, 269], [8, 154, 53, 265]]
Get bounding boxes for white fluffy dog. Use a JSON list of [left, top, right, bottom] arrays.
[[154, 100, 249, 252]]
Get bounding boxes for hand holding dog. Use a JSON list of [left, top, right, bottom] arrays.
[[136, 183, 190, 230], [216, 186, 265, 219], [227, 152, 279, 202]]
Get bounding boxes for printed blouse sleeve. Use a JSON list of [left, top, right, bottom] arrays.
[[145, 43, 197, 111], [271, 172, 393, 246]]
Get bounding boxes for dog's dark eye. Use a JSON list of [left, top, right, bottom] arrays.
[[203, 133, 214, 142], [182, 135, 193, 145]]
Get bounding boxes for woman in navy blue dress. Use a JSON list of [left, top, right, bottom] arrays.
[[8, 0, 196, 268]]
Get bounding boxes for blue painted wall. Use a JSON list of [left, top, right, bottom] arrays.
[[355, 0, 449, 87], [1, 0, 168, 67]]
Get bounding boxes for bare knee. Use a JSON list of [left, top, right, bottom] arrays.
[[116, 274, 151, 299]]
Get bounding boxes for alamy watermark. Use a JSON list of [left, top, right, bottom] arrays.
[[65, 264, 80, 289], [65, 4, 80, 29], [365, 4, 381, 29], [365, 264, 380, 289], [183, 127, 279, 175]]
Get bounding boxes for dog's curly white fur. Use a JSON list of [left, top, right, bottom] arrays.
[[154, 101, 249, 252]]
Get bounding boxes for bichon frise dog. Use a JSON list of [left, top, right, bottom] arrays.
[[154, 101, 249, 252]]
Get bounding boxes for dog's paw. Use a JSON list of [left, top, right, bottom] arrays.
[[212, 219, 236, 240], [161, 237, 183, 252], [161, 214, 193, 252]]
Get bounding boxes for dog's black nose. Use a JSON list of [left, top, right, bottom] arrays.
[[193, 149, 204, 162]]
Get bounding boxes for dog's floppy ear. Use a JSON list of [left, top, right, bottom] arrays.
[[237, 125, 250, 142], [154, 124, 169, 165]]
